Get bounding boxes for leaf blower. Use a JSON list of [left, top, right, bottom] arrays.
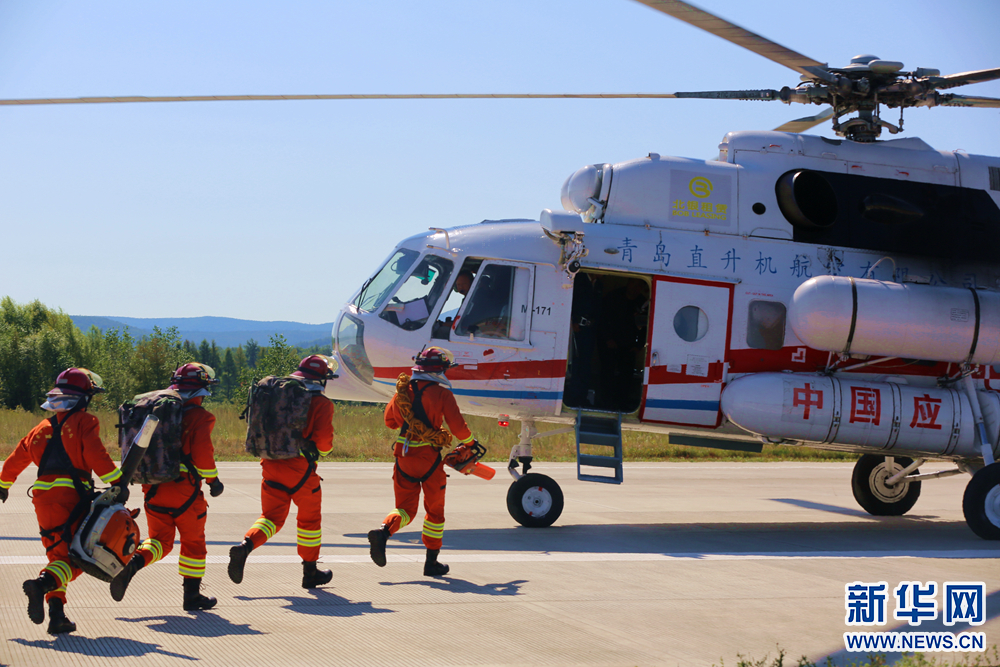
[[443, 440, 495, 480], [69, 415, 158, 582]]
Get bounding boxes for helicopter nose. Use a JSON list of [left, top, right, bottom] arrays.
[[325, 309, 387, 402]]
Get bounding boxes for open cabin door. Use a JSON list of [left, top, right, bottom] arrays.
[[641, 276, 733, 427]]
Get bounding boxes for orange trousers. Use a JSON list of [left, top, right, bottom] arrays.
[[383, 449, 447, 550], [244, 462, 323, 562], [138, 478, 208, 578], [33, 487, 84, 603]]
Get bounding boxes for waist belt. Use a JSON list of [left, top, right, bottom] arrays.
[[263, 461, 317, 496], [394, 453, 442, 485]]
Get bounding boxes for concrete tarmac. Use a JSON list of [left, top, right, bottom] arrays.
[[1, 461, 998, 667]]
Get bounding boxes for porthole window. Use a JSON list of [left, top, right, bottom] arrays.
[[673, 305, 708, 342], [747, 300, 786, 350]]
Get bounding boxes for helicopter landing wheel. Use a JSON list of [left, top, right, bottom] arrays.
[[962, 462, 1000, 540], [851, 454, 921, 516], [507, 473, 564, 528]]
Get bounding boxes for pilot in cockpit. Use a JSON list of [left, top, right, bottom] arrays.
[[432, 269, 476, 339]]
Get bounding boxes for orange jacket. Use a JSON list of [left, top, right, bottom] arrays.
[[385, 380, 473, 456], [1, 410, 121, 494], [179, 397, 219, 481], [261, 394, 334, 478]]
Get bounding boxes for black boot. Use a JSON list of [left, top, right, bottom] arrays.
[[110, 555, 144, 602], [423, 549, 450, 577], [182, 577, 217, 611], [301, 561, 333, 589], [46, 598, 76, 635], [22, 571, 57, 625], [228, 538, 253, 584], [367, 525, 390, 567]]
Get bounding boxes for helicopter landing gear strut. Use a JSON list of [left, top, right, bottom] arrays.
[[505, 420, 569, 528]]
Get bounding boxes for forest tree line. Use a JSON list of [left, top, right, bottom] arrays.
[[0, 297, 329, 411]]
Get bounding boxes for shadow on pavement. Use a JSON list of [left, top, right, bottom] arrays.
[[116, 611, 265, 637], [348, 518, 991, 558], [9, 635, 197, 660], [379, 578, 527, 596], [234, 587, 393, 617]]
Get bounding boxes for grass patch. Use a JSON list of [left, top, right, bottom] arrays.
[[0, 403, 858, 463], [716, 645, 1000, 667]]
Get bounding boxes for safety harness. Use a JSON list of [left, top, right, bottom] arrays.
[[393, 374, 452, 484], [36, 408, 98, 553]]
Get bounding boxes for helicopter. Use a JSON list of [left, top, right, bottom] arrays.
[[319, 0, 1000, 540], [4, 1, 1000, 539]]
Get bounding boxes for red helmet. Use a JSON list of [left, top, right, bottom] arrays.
[[292, 354, 339, 381], [411, 346, 457, 373], [169, 362, 219, 390], [51, 368, 105, 396]]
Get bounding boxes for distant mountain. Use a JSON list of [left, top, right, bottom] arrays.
[[71, 315, 335, 349]]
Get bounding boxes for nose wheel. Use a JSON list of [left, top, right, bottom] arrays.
[[506, 473, 564, 528]]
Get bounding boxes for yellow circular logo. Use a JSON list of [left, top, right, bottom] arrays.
[[689, 177, 713, 198]]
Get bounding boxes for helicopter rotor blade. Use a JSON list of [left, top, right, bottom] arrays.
[[0, 93, 689, 106], [0, 91, 789, 106], [772, 107, 835, 133], [937, 94, 1000, 108], [926, 67, 1000, 91], [629, 0, 829, 80]]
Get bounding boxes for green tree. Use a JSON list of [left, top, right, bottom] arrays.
[[237, 334, 299, 402], [0, 298, 89, 410], [245, 339, 260, 368], [133, 327, 187, 396]]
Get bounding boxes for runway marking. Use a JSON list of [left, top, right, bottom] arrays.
[[3, 549, 998, 566]]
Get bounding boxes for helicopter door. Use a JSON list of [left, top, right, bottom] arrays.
[[445, 261, 561, 413], [641, 276, 734, 427]]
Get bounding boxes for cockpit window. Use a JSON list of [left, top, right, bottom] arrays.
[[354, 249, 419, 313], [455, 263, 531, 341], [380, 255, 455, 331]]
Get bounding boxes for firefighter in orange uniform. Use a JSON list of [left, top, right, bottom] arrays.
[[110, 363, 224, 609], [368, 346, 475, 577], [0, 368, 127, 634], [227, 354, 337, 589]]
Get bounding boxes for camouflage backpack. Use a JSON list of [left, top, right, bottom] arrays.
[[243, 376, 315, 460], [118, 389, 187, 484]]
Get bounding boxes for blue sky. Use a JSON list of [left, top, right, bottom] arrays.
[[2, 0, 998, 322]]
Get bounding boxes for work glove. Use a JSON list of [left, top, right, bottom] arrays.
[[114, 482, 130, 505], [0, 486, 8, 503], [208, 478, 225, 497]]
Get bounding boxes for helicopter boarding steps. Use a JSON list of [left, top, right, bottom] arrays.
[[575, 410, 624, 484]]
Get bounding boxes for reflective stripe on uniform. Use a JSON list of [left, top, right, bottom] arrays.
[[422, 518, 444, 540], [178, 555, 205, 578], [0, 480, 12, 490], [139, 538, 164, 564], [31, 477, 92, 493], [251, 518, 277, 540], [99, 469, 122, 484], [45, 560, 73, 587], [458, 434, 475, 445], [179, 463, 217, 478], [388, 508, 411, 529], [297, 527, 322, 548], [394, 436, 436, 448]]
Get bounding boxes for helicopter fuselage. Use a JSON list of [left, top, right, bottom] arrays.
[[326, 130, 1000, 467]]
